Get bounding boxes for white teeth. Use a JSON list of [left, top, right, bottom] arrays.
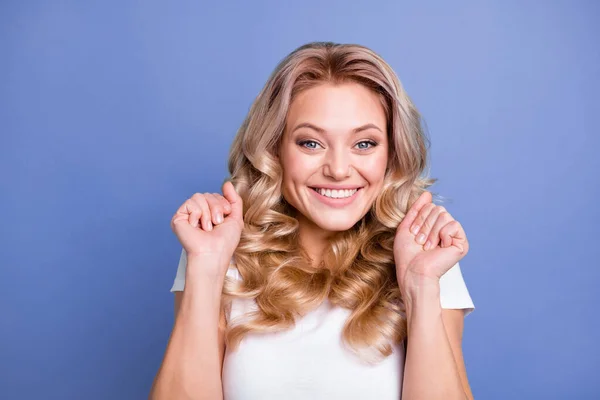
[[315, 188, 358, 198]]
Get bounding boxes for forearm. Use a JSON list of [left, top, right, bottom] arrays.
[[401, 278, 466, 400], [150, 259, 225, 400]]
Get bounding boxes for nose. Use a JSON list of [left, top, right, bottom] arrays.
[[323, 148, 352, 180]]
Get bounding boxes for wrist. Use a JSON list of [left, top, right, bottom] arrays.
[[403, 284, 442, 327], [401, 269, 440, 293], [185, 255, 228, 291], [400, 272, 441, 310], [187, 250, 231, 266]]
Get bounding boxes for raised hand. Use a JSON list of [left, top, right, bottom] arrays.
[[393, 191, 469, 291], [170, 181, 244, 277]]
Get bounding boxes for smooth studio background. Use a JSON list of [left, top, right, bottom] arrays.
[[1, 1, 598, 399]]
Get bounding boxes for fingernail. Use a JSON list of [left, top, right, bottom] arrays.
[[417, 233, 426, 244], [207, 222, 213, 231], [216, 213, 223, 224], [411, 225, 420, 235], [424, 240, 431, 250]]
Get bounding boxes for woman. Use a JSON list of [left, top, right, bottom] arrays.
[[150, 41, 475, 399]]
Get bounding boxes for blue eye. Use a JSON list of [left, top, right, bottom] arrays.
[[298, 140, 322, 150], [297, 140, 377, 151], [356, 140, 377, 150]]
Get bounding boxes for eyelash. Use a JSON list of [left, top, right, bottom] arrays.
[[297, 140, 378, 151]]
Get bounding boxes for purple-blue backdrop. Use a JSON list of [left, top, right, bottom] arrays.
[[1, 1, 598, 399]]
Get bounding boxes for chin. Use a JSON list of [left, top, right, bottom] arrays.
[[311, 214, 362, 233]]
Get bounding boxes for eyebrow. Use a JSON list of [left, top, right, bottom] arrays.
[[291, 122, 383, 135]]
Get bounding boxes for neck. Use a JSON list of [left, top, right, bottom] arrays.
[[296, 215, 333, 267]]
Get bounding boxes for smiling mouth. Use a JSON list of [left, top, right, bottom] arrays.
[[309, 187, 363, 199]]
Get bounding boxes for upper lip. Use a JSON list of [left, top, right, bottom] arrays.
[[310, 185, 363, 190]]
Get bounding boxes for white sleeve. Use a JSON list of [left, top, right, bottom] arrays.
[[170, 248, 188, 292], [439, 261, 475, 317]]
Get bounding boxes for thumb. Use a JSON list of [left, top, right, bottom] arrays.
[[222, 180, 244, 222]]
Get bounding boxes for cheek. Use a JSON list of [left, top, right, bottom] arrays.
[[283, 153, 318, 183], [280, 153, 313, 203], [360, 153, 388, 183]]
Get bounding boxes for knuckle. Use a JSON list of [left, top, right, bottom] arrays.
[[184, 199, 196, 208], [203, 195, 214, 205], [191, 194, 205, 204]]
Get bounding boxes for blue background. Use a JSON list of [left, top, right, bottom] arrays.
[[1, 1, 598, 399]]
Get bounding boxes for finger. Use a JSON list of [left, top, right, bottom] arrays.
[[186, 200, 202, 229], [401, 191, 433, 230], [222, 181, 243, 222], [191, 193, 212, 231], [214, 193, 232, 214], [172, 199, 201, 229], [439, 221, 464, 252], [204, 193, 226, 225], [440, 226, 453, 249], [412, 203, 436, 243], [424, 209, 453, 250]]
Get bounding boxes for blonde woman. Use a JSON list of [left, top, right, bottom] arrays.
[[150, 42, 475, 400]]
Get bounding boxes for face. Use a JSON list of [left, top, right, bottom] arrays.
[[279, 82, 389, 234]]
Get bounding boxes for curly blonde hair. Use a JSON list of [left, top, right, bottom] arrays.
[[221, 41, 437, 363]]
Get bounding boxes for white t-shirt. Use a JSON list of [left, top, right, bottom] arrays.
[[170, 248, 475, 400]]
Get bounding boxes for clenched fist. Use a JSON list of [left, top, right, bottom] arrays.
[[171, 181, 244, 277], [394, 191, 469, 294]]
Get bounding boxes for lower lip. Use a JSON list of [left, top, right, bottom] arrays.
[[309, 188, 362, 208]]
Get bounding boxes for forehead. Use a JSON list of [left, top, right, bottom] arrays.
[[285, 82, 386, 134]]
